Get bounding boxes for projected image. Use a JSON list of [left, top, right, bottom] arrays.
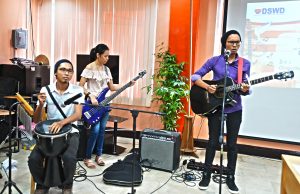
[[244, 1, 300, 87]]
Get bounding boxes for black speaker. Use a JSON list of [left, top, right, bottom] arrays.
[[77, 123, 88, 161], [0, 64, 50, 96], [140, 128, 181, 172]]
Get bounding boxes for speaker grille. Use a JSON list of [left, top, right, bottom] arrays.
[[140, 129, 180, 172]]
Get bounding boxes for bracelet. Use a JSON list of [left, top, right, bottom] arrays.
[[206, 85, 210, 91]]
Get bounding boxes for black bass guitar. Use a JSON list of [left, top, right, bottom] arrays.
[[190, 71, 294, 116]]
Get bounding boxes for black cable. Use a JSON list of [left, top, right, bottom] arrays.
[[85, 178, 106, 194], [172, 172, 201, 187], [149, 158, 203, 193], [149, 168, 177, 194], [148, 156, 185, 194], [73, 161, 106, 194], [171, 165, 202, 187]]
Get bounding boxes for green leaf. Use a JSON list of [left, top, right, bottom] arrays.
[[144, 45, 190, 131]]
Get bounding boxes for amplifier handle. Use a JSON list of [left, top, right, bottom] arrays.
[[156, 129, 173, 135]]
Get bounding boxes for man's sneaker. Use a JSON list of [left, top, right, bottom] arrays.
[[34, 184, 49, 194], [226, 175, 239, 194], [198, 171, 211, 190]]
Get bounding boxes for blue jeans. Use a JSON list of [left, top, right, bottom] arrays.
[[85, 111, 109, 159]]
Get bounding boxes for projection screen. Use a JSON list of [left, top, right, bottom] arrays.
[[226, 0, 300, 143]]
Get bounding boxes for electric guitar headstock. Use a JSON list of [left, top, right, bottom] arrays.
[[133, 70, 147, 81], [274, 71, 294, 81]]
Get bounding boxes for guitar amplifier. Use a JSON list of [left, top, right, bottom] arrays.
[[140, 128, 181, 172]]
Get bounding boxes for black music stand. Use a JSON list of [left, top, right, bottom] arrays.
[[0, 102, 22, 194]]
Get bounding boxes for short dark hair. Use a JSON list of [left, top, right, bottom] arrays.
[[54, 59, 73, 73], [221, 30, 241, 48], [90, 44, 109, 62]]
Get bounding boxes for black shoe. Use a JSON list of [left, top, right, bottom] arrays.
[[35, 184, 49, 194], [198, 171, 211, 190], [226, 175, 239, 194]]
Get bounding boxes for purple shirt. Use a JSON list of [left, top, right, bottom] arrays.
[[191, 55, 251, 113]]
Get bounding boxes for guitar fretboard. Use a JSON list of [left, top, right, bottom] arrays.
[[250, 75, 274, 85], [226, 75, 274, 92], [100, 81, 132, 106]]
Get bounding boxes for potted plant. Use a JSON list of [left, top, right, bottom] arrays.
[[146, 46, 189, 131]]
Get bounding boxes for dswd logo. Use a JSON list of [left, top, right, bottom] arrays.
[[255, 7, 285, 15]]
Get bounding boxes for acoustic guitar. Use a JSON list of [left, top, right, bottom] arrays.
[[190, 71, 294, 116]]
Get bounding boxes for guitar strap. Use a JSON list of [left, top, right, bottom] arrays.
[[105, 66, 109, 76], [45, 85, 79, 130], [46, 86, 67, 119], [237, 57, 243, 83]]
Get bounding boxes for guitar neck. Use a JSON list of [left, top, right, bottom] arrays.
[[100, 81, 132, 105], [226, 75, 274, 92], [100, 74, 143, 106]]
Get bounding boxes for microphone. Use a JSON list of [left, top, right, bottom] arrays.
[[224, 49, 231, 59], [61, 93, 83, 107]]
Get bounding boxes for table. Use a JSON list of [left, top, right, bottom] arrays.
[[0, 109, 14, 116], [106, 115, 128, 155], [281, 154, 300, 194]]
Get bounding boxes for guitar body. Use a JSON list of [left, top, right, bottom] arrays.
[[190, 77, 235, 115], [82, 88, 111, 125]]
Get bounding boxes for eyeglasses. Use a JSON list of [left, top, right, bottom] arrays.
[[227, 41, 241, 46], [58, 68, 74, 73]]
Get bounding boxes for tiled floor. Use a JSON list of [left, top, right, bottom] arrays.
[[0, 137, 282, 194]]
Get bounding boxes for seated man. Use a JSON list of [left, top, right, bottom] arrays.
[[28, 59, 84, 194]]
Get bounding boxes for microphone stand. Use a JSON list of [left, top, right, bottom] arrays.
[[218, 53, 229, 194], [74, 102, 165, 194], [0, 102, 23, 194]]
